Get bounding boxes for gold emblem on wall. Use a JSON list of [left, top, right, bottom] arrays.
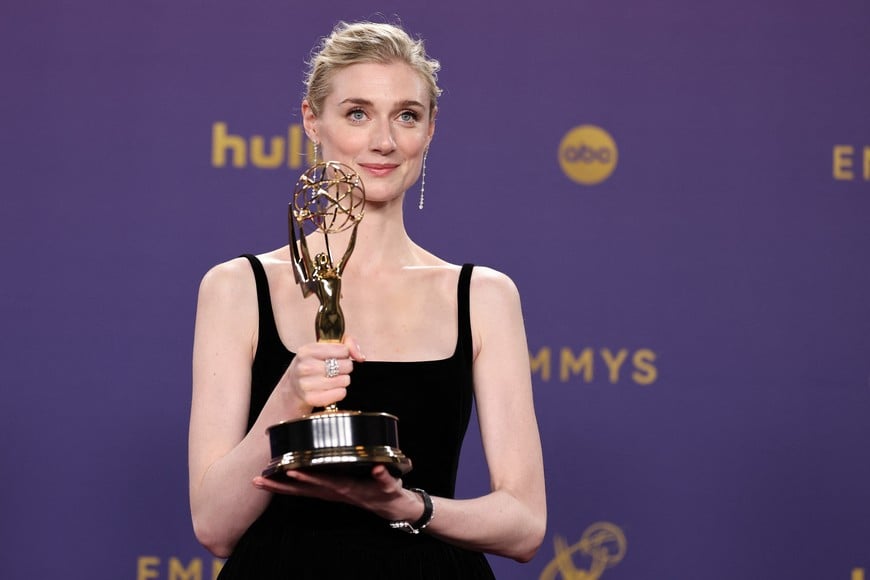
[[558, 125, 618, 185], [539, 521, 627, 580]]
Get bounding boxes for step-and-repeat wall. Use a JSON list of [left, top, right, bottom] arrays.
[[2, 1, 868, 578]]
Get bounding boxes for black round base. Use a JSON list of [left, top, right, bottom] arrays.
[[262, 410, 412, 479]]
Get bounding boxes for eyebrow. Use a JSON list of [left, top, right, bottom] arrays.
[[338, 98, 426, 110]]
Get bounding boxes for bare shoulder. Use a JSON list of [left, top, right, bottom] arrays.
[[466, 266, 528, 362], [198, 256, 256, 302], [193, 256, 260, 355], [469, 265, 522, 306], [410, 260, 522, 308]]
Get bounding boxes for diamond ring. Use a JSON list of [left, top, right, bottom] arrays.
[[324, 357, 340, 378]]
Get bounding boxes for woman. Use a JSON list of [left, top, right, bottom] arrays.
[[188, 20, 546, 578]]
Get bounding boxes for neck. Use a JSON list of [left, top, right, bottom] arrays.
[[311, 199, 418, 275]]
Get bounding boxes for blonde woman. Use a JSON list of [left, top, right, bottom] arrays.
[[188, 20, 546, 578]]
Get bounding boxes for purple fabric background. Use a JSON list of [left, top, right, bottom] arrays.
[[1, 1, 869, 578]]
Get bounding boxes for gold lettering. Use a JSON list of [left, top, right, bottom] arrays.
[[212, 122, 316, 170], [833, 145, 854, 180], [212, 122, 246, 168], [250, 136, 285, 168], [531, 346, 658, 385], [529, 347, 552, 382], [853, 568, 866, 580], [212, 559, 224, 580], [864, 146, 870, 180], [632, 349, 657, 385], [169, 557, 202, 580], [288, 124, 304, 169], [561, 347, 593, 382], [137, 556, 160, 580], [600, 348, 628, 383]]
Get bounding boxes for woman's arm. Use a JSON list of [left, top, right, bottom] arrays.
[[188, 257, 361, 557], [422, 266, 547, 561]]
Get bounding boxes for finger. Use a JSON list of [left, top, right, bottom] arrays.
[[299, 342, 351, 362], [325, 357, 353, 378], [343, 334, 366, 362], [306, 385, 348, 407], [370, 465, 400, 490], [296, 356, 350, 381], [278, 469, 358, 493], [252, 474, 303, 493]]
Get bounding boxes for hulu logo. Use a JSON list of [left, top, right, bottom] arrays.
[[211, 122, 314, 169]]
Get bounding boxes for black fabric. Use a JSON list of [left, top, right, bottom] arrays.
[[217, 256, 494, 579]]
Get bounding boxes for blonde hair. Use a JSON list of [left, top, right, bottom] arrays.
[[304, 21, 442, 119]]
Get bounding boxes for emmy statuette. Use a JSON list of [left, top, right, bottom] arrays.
[[262, 161, 412, 479]]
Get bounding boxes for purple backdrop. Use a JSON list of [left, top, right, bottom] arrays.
[[1, 1, 869, 578]]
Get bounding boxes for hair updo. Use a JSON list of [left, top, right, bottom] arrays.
[[304, 21, 442, 119]]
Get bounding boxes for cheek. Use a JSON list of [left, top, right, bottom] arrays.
[[399, 133, 430, 156], [321, 131, 364, 158]]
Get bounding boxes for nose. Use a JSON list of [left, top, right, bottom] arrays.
[[370, 120, 397, 154]]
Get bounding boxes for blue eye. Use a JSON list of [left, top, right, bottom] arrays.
[[399, 111, 419, 123], [348, 108, 366, 122]]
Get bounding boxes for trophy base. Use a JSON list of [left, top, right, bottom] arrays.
[[263, 410, 412, 479], [262, 445, 412, 479]]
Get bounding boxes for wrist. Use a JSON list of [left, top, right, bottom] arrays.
[[389, 488, 434, 534]]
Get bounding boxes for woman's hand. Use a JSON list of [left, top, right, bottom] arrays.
[[280, 335, 366, 410], [252, 465, 423, 522]]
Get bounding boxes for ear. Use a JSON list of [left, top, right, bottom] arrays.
[[426, 106, 437, 143], [302, 99, 318, 142]]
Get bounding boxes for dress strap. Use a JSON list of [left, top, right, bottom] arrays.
[[240, 254, 282, 350], [457, 263, 475, 369]]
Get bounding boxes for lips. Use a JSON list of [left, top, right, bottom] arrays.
[[359, 163, 399, 177]]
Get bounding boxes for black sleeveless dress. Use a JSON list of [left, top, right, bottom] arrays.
[[216, 256, 495, 579]]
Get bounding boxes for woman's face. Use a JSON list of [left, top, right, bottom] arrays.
[[304, 61, 435, 205]]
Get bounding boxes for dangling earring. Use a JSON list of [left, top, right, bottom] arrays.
[[418, 149, 429, 210], [311, 141, 319, 166]]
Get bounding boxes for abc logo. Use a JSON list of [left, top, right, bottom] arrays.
[[558, 125, 618, 185]]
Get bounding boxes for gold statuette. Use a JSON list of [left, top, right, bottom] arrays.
[[263, 162, 412, 478]]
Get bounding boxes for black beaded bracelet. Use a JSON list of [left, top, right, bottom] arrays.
[[389, 488, 434, 534]]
